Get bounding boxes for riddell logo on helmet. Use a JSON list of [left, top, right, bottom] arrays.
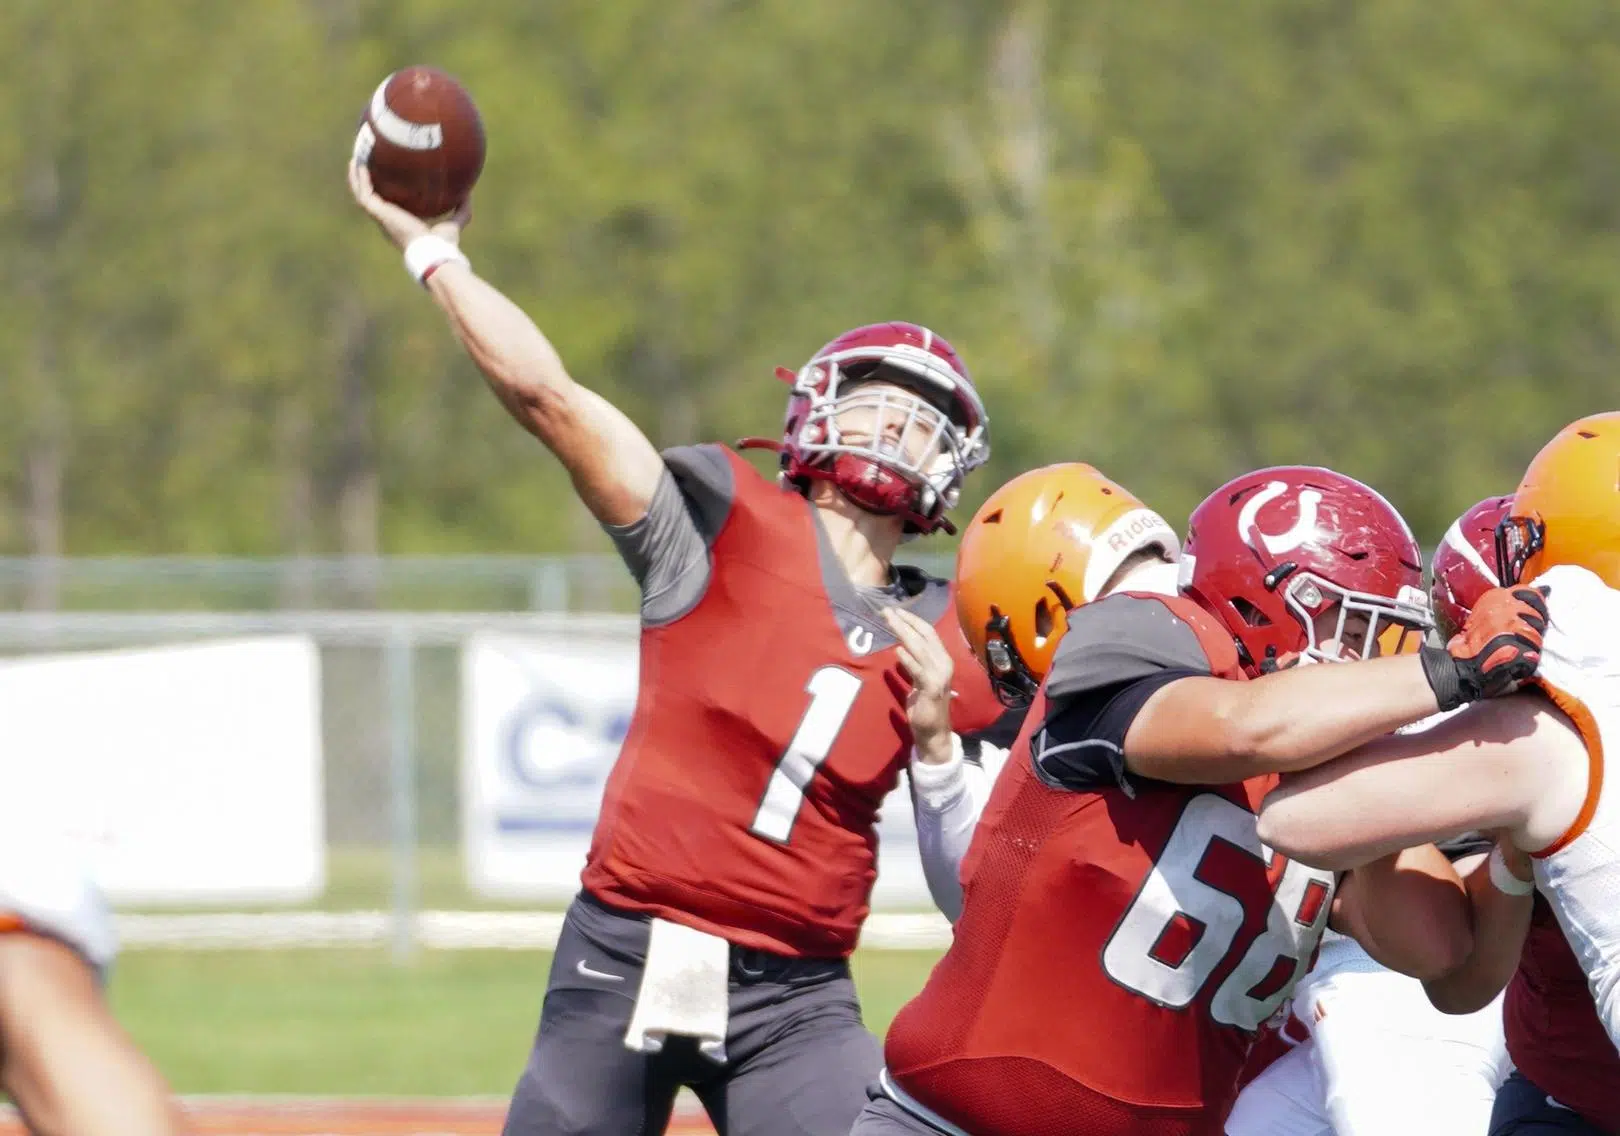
[[1085, 507, 1179, 601], [1098, 508, 1176, 555], [1108, 512, 1169, 552]]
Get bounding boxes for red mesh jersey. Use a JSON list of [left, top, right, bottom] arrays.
[[885, 598, 1337, 1135]]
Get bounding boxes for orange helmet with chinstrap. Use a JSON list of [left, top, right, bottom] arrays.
[[1497, 411, 1620, 589], [955, 463, 1179, 707]]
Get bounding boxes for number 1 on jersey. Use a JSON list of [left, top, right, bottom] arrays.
[[750, 666, 864, 843]]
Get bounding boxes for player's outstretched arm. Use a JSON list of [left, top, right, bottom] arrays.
[[1256, 694, 1587, 870], [1423, 840, 1535, 1015], [1122, 585, 1549, 785], [0, 932, 187, 1136], [348, 161, 665, 527]]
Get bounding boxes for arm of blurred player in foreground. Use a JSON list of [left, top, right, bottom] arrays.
[[0, 931, 187, 1136], [1423, 842, 1535, 1015], [348, 162, 665, 527], [1256, 693, 1588, 870], [1329, 844, 1472, 981]]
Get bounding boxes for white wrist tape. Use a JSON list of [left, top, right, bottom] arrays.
[[1489, 845, 1535, 896], [403, 234, 469, 286]]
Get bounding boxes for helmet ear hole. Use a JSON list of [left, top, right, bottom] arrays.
[[1033, 598, 1055, 646], [1231, 597, 1271, 628]]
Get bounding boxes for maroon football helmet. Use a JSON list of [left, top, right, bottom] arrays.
[[1429, 495, 1512, 641], [742, 322, 990, 534], [1179, 466, 1431, 676]]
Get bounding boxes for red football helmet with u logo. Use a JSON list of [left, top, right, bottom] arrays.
[[1179, 466, 1431, 675], [741, 322, 990, 534]]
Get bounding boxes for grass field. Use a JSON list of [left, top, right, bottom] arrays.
[[95, 847, 942, 1130], [109, 946, 943, 1095], [127, 847, 535, 916], [0, 1098, 524, 1135]]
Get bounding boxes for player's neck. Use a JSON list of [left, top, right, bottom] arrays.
[[1105, 557, 1180, 598], [809, 483, 903, 588]]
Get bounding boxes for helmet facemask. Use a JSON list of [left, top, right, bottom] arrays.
[[1493, 512, 1546, 588], [792, 353, 987, 521], [1280, 571, 1433, 663]]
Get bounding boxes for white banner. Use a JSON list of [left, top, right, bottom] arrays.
[[461, 630, 934, 908], [0, 636, 324, 906]]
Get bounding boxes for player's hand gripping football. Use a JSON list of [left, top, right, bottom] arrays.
[[882, 606, 956, 764], [347, 159, 470, 252], [1419, 585, 1550, 711]]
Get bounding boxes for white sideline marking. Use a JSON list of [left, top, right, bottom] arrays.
[[115, 910, 952, 951]]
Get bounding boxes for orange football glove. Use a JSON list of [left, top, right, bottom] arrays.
[[1419, 585, 1549, 711]]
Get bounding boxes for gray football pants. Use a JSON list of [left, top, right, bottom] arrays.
[[848, 1094, 949, 1136], [501, 891, 882, 1136]]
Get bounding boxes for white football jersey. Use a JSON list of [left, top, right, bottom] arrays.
[[0, 818, 116, 976], [1228, 933, 1507, 1136], [1527, 563, 1620, 1050]]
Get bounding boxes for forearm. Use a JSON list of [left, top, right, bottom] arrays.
[[1336, 844, 1472, 980], [1424, 847, 1533, 1015], [1137, 655, 1443, 785], [911, 739, 991, 923], [421, 261, 664, 524], [1262, 788, 1468, 872], [426, 263, 577, 438], [1236, 655, 1440, 774], [1255, 698, 1559, 870]]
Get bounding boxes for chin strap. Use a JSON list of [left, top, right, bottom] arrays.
[[735, 438, 955, 535]]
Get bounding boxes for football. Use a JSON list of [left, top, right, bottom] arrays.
[[354, 66, 486, 219]]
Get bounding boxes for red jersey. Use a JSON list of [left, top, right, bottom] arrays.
[[581, 444, 1003, 958], [884, 594, 1338, 1136], [1504, 897, 1620, 1131]]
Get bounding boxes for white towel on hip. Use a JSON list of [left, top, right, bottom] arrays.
[[623, 917, 731, 1063]]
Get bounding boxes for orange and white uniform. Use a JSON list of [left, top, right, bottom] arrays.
[[1524, 562, 1620, 1050]]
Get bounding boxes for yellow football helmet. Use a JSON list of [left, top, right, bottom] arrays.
[[955, 463, 1179, 706]]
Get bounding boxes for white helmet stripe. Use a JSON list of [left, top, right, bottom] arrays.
[[1441, 518, 1500, 588]]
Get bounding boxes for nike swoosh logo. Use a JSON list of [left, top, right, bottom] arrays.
[[576, 959, 625, 983]]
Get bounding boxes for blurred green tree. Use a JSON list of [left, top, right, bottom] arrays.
[[0, 0, 1615, 563]]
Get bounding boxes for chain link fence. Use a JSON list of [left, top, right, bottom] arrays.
[[0, 555, 958, 959], [0, 554, 956, 613]]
